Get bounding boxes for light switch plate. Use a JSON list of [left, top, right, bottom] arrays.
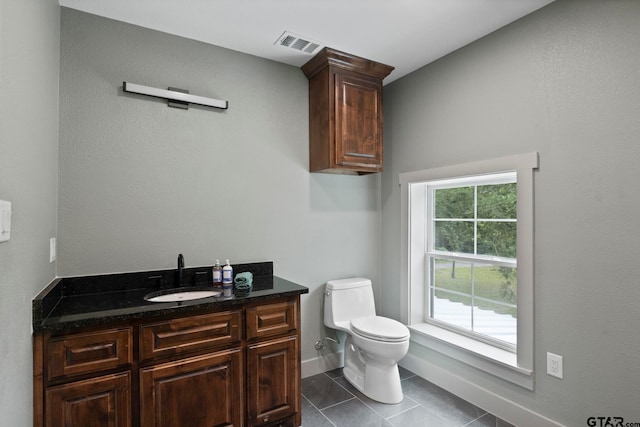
[[50, 237, 56, 263], [0, 200, 11, 243]]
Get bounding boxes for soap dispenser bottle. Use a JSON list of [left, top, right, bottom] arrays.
[[222, 260, 233, 297], [212, 260, 222, 287]]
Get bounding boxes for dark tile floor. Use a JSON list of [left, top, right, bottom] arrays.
[[301, 367, 515, 427]]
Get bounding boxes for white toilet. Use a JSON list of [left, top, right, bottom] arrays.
[[324, 277, 410, 404]]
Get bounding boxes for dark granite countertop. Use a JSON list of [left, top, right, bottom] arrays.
[[33, 261, 308, 332]]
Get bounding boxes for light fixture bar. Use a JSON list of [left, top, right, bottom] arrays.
[[123, 82, 228, 110]]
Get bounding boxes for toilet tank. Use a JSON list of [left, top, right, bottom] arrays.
[[324, 277, 376, 329]]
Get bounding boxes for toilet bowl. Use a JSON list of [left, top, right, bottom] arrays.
[[324, 278, 410, 404]]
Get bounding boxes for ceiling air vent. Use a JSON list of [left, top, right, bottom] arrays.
[[275, 31, 323, 55]]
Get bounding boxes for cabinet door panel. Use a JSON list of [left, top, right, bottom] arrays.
[[247, 335, 298, 426], [45, 372, 131, 427], [246, 301, 296, 341], [47, 328, 132, 381], [140, 348, 243, 427], [140, 310, 241, 362], [334, 73, 382, 169]]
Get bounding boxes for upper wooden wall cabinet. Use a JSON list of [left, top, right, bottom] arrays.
[[302, 48, 394, 175]]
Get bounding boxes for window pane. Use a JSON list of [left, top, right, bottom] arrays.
[[432, 289, 472, 330], [434, 220, 474, 254], [434, 186, 474, 218], [432, 259, 472, 295], [472, 265, 517, 311], [423, 172, 520, 351], [473, 304, 517, 346], [477, 222, 516, 258], [477, 183, 516, 219]]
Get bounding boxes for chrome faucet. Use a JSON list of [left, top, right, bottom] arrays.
[[177, 253, 185, 286]]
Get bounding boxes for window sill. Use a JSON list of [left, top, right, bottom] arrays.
[[409, 323, 534, 390]]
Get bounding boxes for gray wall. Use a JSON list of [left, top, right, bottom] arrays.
[[58, 8, 381, 363], [8, 1, 639, 423], [382, 0, 640, 424], [0, 0, 60, 423]]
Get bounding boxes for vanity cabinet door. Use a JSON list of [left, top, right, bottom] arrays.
[[45, 372, 131, 427], [139, 348, 243, 427], [246, 335, 298, 426]]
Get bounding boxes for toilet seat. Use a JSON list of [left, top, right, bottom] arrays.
[[350, 316, 410, 343]]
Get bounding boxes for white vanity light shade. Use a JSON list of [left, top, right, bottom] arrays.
[[123, 82, 228, 110]]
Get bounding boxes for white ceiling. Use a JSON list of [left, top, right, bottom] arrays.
[[59, 0, 555, 84]]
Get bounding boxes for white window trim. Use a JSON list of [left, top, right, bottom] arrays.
[[399, 153, 538, 389]]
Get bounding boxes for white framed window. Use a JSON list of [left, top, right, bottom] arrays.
[[399, 153, 538, 389], [427, 172, 517, 350]]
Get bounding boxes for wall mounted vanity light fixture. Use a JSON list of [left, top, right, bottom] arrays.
[[122, 82, 228, 110]]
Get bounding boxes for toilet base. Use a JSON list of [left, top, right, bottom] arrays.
[[343, 336, 404, 404]]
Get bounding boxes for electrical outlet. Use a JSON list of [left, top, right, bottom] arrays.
[[547, 352, 563, 379], [49, 238, 56, 263]]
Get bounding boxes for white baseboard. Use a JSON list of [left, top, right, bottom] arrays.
[[401, 353, 565, 427], [301, 352, 343, 378]]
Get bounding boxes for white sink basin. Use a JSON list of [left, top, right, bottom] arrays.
[[144, 287, 222, 303]]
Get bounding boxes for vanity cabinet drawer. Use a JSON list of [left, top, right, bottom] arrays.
[[140, 310, 241, 361], [246, 301, 297, 340], [47, 327, 133, 381]]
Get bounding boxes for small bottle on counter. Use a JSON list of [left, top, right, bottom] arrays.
[[222, 260, 233, 297], [212, 260, 222, 287]]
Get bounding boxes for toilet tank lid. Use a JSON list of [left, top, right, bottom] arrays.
[[326, 277, 371, 290]]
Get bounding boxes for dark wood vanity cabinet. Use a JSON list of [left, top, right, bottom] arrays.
[[38, 327, 133, 427], [34, 296, 302, 427], [247, 336, 298, 426], [139, 349, 243, 427], [302, 47, 394, 175], [246, 301, 299, 426], [46, 372, 131, 427], [138, 310, 244, 427]]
